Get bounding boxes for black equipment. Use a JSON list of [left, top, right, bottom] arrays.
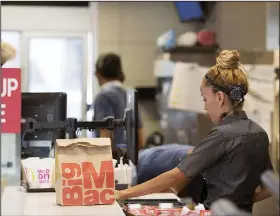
[[21, 92, 67, 158], [21, 90, 139, 165], [21, 92, 67, 141]]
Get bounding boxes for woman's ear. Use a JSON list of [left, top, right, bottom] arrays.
[[217, 91, 225, 107]]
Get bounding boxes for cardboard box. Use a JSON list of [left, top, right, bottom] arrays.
[[55, 138, 115, 206]]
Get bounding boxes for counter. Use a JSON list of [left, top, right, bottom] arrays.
[[1, 186, 125, 216]]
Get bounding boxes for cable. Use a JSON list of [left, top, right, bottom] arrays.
[[21, 131, 28, 148], [76, 128, 82, 137]]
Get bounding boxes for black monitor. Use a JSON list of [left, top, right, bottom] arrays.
[[21, 92, 67, 142], [125, 89, 139, 166]]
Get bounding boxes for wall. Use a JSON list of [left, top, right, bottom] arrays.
[[216, 2, 267, 50], [1, 5, 91, 31], [216, 2, 279, 50], [97, 2, 194, 137]]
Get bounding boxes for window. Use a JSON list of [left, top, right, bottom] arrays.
[[28, 37, 84, 120]]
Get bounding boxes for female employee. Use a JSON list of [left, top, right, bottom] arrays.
[[115, 50, 273, 213], [93, 52, 145, 149]]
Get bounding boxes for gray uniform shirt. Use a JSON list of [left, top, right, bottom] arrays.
[[93, 82, 143, 147], [177, 111, 273, 212]]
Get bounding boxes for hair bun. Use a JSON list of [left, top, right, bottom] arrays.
[[216, 49, 240, 69]]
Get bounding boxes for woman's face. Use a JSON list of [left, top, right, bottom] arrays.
[[200, 81, 223, 124]]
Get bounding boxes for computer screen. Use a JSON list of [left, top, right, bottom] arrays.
[[174, 1, 204, 22], [125, 89, 139, 165], [21, 92, 67, 142]]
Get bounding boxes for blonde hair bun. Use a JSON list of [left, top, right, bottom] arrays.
[[216, 49, 240, 69], [1, 42, 16, 66]]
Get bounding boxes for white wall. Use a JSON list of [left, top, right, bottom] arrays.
[[216, 2, 279, 50], [2, 5, 91, 31]]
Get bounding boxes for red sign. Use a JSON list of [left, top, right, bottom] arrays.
[[1, 68, 21, 133], [61, 160, 115, 205]]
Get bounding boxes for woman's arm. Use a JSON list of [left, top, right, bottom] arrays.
[[253, 185, 272, 203], [116, 129, 225, 201], [116, 167, 190, 200]]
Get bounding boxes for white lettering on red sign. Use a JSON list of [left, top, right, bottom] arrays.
[[1, 104, 6, 123], [1, 78, 19, 97], [1, 68, 21, 134]]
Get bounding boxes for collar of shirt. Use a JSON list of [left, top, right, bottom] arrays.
[[101, 80, 125, 90], [219, 110, 248, 126]]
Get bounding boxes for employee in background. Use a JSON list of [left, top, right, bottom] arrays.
[[93, 52, 145, 149], [1, 42, 16, 66], [116, 50, 273, 213]]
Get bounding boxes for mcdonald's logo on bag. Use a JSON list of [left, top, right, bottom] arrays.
[[24, 167, 36, 182]]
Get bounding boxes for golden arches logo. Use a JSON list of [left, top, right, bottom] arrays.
[[25, 168, 36, 182]]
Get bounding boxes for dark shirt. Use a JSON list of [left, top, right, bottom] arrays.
[[177, 111, 273, 212], [93, 84, 143, 146]]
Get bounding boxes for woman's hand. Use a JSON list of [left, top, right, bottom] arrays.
[[115, 190, 126, 201]]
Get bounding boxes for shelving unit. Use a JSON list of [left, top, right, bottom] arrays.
[[154, 45, 218, 145], [162, 44, 219, 54]]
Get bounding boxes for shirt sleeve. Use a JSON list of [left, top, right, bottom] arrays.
[[177, 128, 225, 179], [264, 133, 274, 171], [93, 93, 114, 121]]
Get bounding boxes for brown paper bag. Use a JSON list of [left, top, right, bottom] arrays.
[[55, 138, 115, 206]]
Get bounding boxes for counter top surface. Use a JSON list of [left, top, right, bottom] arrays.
[[1, 186, 125, 216]]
